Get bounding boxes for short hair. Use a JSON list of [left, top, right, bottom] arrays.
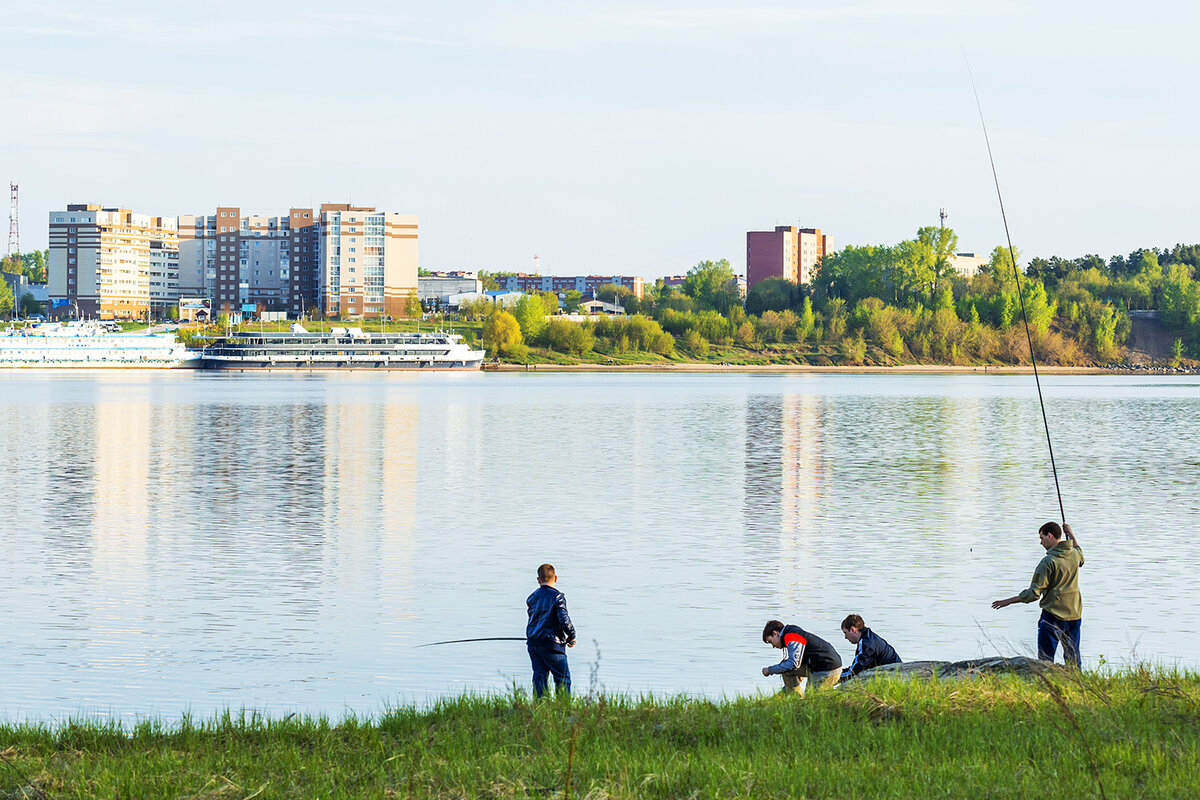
[[841, 614, 865, 631], [537, 563, 556, 582], [1039, 522, 1063, 540], [762, 620, 784, 643]]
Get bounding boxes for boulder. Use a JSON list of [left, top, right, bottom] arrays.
[[843, 656, 1060, 684]]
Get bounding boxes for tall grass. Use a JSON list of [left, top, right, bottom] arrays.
[[0, 669, 1197, 798]]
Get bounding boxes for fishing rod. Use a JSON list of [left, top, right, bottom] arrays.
[[417, 637, 527, 648], [966, 60, 1066, 526]]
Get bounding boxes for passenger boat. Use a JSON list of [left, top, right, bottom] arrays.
[[199, 324, 485, 370], [0, 321, 200, 368]]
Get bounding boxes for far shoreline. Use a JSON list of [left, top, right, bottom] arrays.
[[483, 362, 1189, 375]]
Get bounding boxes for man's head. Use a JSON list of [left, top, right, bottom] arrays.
[[537, 563, 557, 585], [841, 613, 866, 644], [1038, 521, 1063, 550], [762, 620, 785, 649]]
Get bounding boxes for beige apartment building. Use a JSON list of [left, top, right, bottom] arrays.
[[48, 205, 179, 319], [319, 205, 418, 319]]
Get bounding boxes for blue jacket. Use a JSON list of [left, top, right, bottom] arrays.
[[842, 628, 901, 679], [526, 585, 576, 653]]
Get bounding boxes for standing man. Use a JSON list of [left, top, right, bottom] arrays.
[[839, 614, 902, 681], [761, 620, 842, 696], [992, 522, 1084, 667], [526, 563, 576, 697]]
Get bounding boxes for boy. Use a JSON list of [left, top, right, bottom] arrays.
[[526, 563, 576, 697], [761, 619, 842, 695], [839, 614, 901, 681]]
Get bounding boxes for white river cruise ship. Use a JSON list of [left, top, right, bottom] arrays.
[[199, 325, 485, 370], [0, 322, 200, 368]]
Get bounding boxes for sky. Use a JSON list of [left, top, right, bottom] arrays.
[[2, 0, 1198, 279]]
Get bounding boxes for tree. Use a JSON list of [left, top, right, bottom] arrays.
[[540, 291, 560, 314], [561, 290, 583, 314], [513, 293, 547, 340], [596, 283, 632, 305], [19, 293, 42, 317], [682, 259, 734, 309], [0, 280, 12, 318], [916, 225, 959, 299], [796, 296, 816, 342], [483, 310, 524, 357], [404, 290, 422, 318], [746, 277, 799, 315], [478, 271, 515, 292]]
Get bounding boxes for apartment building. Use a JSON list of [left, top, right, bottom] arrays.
[[746, 226, 833, 288], [48, 204, 179, 319], [179, 207, 319, 317], [318, 205, 418, 319], [500, 273, 645, 299]]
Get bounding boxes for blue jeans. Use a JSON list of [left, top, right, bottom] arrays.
[[1037, 611, 1082, 667], [528, 645, 571, 697]]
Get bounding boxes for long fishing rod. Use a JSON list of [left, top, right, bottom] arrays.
[[966, 60, 1067, 526], [417, 637, 527, 648]]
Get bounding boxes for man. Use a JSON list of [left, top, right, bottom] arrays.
[[526, 563, 576, 697], [761, 620, 842, 696], [992, 521, 1084, 667], [839, 614, 901, 681]]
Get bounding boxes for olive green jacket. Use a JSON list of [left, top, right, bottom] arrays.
[[1018, 540, 1084, 620]]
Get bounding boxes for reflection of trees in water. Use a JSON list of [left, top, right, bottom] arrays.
[[743, 393, 826, 605]]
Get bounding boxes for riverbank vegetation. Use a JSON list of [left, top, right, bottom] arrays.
[[1, 668, 1196, 798]]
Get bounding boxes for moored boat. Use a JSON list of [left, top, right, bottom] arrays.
[[0, 322, 200, 368], [199, 324, 485, 370]]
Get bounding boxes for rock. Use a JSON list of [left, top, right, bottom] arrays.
[[842, 655, 1060, 684]]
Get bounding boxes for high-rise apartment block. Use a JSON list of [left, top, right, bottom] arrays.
[[178, 207, 319, 317], [746, 226, 832, 288], [50, 202, 416, 320], [318, 205, 418, 319], [48, 205, 179, 319]]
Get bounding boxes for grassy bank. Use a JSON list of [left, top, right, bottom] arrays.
[[2, 669, 1197, 798]]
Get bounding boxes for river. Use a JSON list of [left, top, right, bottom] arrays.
[[0, 371, 1196, 721]]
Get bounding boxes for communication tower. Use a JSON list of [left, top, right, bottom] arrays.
[[939, 207, 948, 229], [533, 253, 540, 274], [7, 183, 18, 257]]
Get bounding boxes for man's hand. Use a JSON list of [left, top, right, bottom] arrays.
[[567, 641, 575, 648], [762, 667, 770, 677], [992, 597, 1018, 609], [1063, 523, 1077, 543]]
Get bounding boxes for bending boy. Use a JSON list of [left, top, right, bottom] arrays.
[[839, 614, 901, 681], [526, 563, 576, 697], [761, 620, 842, 695]]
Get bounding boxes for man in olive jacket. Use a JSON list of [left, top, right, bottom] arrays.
[[992, 521, 1084, 666]]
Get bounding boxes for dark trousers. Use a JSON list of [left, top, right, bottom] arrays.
[[1037, 610, 1082, 667], [528, 645, 571, 697]]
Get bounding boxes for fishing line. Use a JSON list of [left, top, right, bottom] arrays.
[[966, 59, 1067, 526], [417, 637, 527, 648]]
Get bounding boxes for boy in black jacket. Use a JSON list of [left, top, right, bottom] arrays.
[[839, 613, 901, 681], [526, 563, 576, 697]]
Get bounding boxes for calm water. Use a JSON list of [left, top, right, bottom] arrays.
[[1, 371, 1198, 721]]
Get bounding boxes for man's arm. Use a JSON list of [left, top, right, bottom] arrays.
[[555, 593, 576, 646], [1063, 523, 1083, 565], [994, 560, 1050, 609]]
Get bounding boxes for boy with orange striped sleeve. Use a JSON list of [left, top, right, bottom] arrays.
[[761, 620, 843, 695]]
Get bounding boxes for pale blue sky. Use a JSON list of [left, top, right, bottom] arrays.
[[3, 1, 1197, 277]]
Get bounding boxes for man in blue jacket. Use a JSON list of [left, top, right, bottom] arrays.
[[839, 613, 902, 681], [526, 563, 576, 697]]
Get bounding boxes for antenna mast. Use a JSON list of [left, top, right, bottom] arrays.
[[939, 207, 947, 229], [7, 183, 18, 257]]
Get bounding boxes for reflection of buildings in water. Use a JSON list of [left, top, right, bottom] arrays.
[[322, 399, 417, 606], [92, 381, 152, 579], [939, 397, 986, 524], [743, 393, 826, 593]]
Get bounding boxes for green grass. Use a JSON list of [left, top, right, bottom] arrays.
[[1, 669, 1197, 798]]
